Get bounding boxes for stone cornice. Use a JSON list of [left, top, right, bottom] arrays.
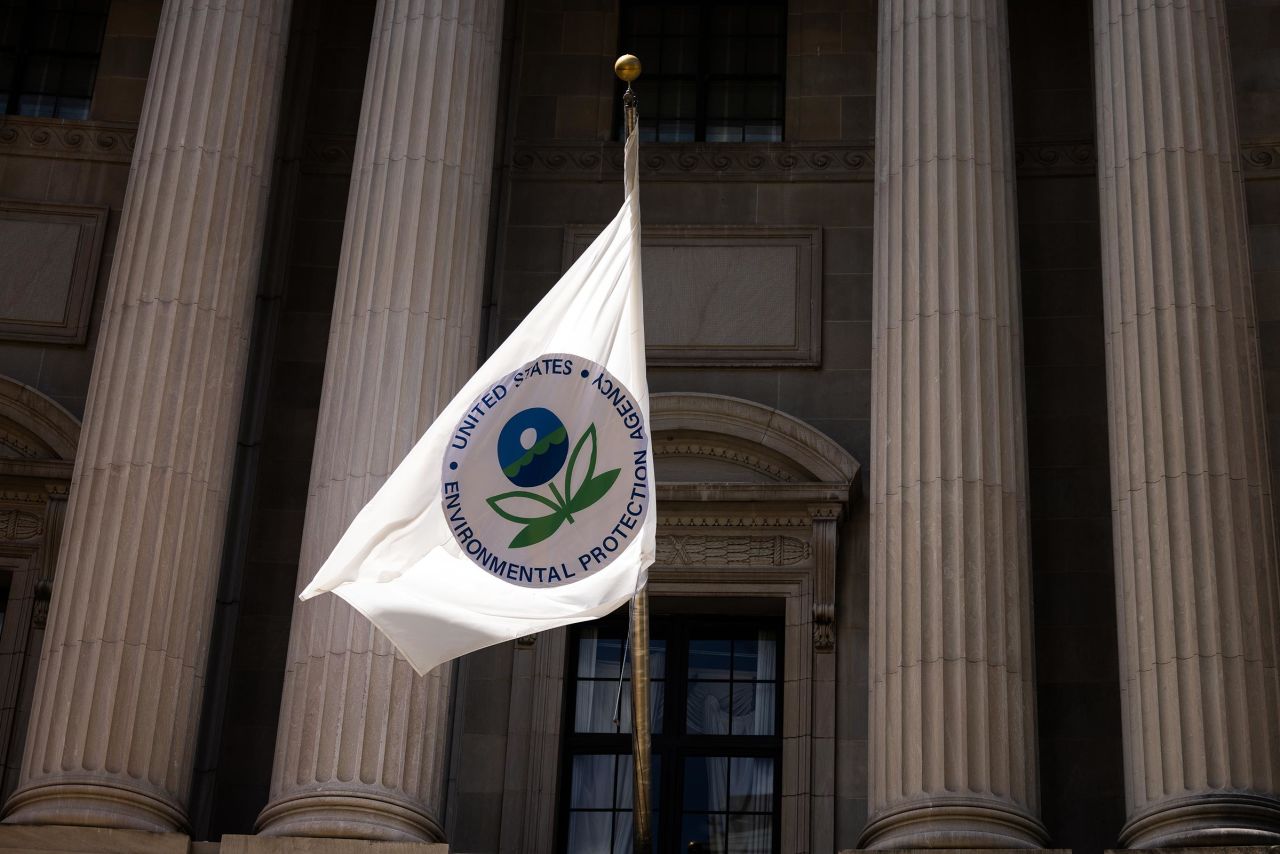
[[0, 116, 136, 163], [509, 141, 876, 181]]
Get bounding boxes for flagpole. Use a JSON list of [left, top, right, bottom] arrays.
[[614, 52, 652, 853]]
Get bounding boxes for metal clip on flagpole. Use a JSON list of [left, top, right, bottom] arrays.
[[614, 52, 652, 853]]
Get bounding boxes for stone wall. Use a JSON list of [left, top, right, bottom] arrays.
[[1233, 1, 1280, 502], [0, 0, 159, 417], [1009, 2, 1126, 852]]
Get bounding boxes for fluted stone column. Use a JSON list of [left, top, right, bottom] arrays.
[[1, 0, 291, 833], [256, 0, 503, 841], [1093, 0, 1280, 846], [863, 1, 1046, 848]]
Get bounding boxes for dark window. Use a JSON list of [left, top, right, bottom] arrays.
[[0, 0, 109, 120], [619, 2, 785, 143], [559, 615, 782, 853]]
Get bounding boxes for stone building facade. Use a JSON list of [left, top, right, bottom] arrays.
[[0, 0, 1277, 853]]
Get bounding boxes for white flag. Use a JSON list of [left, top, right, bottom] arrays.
[[300, 127, 653, 676]]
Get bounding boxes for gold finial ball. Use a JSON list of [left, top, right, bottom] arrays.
[[614, 54, 642, 82]]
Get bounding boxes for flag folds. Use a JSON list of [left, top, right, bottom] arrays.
[[300, 127, 653, 676]]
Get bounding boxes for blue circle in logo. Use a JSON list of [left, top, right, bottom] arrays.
[[497, 407, 569, 487]]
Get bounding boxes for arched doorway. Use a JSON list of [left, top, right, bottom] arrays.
[[491, 392, 859, 852], [0, 376, 79, 798]]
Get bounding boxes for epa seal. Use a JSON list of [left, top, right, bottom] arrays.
[[441, 353, 650, 588]]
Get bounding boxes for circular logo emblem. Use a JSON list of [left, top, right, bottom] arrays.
[[441, 353, 650, 588]]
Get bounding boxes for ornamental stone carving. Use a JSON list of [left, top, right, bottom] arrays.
[[1243, 141, 1280, 173], [1014, 140, 1097, 174], [0, 510, 40, 541], [653, 440, 797, 482], [655, 534, 810, 567], [0, 117, 136, 162], [510, 142, 875, 181]]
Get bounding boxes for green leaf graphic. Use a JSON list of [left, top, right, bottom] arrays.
[[486, 490, 562, 525], [569, 468, 621, 514], [563, 423, 598, 502], [485, 421, 621, 549], [509, 513, 569, 548]]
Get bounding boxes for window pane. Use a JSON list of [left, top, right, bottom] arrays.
[[576, 678, 665, 734], [576, 679, 622, 733], [61, 58, 94, 97], [660, 34, 697, 75], [632, 35, 661, 67], [6, 0, 107, 119], [744, 122, 782, 143], [708, 36, 745, 74], [571, 754, 616, 809], [682, 756, 727, 812], [616, 752, 661, 809], [735, 633, 776, 679], [21, 55, 57, 93], [745, 36, 779, 74], [54, 94, 88, 119], [567, 810, 613, 853], [658, 78, 696, 121], [748, 5, 781, 35], [656, 119, 694, 143], [18, 91, 54, 117], [680, 814, 711, 854], [663, 4, 698, 35], [629, 5, 661, 34], [67, 13, 103, 52], [649, 639, 667, 678], [0, 8, 22, 48], [612, 811, 633, 853], [710, 5, 745, 34], [745, 82, 781, 120], [735, 682, 775, 735], [705, 123, 742, 143], [706, 81, 744, 121], [728, 757, 773, 811], [650, 678, 665, 734], [619, 0, 785, 142], [31, 12, 68, 50], [687, 680, 730, 734], [727, 813, 772, 854], [688, 639, 731, 679], [578, 629, 624, 678]]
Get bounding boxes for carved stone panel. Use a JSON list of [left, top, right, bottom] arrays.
[[0, 199, 108, 344], [563, 225, 822, 366], [655, 533, 810, 567]]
